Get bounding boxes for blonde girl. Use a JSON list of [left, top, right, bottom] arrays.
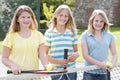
[[80, 9, 117, 80], [2, 5, 48, 75], [44, 4, 79, 80]]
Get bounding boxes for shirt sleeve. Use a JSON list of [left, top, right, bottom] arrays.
[[37, 31, 45, 45], [73, 34, 78, 44], [44, 30, 51, 46], [2, 33, 13, 48], [80, 32, 87, 42], [109, 32, 115, 43]]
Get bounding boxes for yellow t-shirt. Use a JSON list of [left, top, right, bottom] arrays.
[[3, 30, 45, 70]]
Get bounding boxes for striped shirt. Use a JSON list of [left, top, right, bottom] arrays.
[[45, 28, 78, 69]]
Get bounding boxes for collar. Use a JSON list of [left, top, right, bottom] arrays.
[[52, 28, 71, 33], [87, 29, 106, 37]]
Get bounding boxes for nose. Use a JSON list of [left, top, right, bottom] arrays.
[[62, 16, 68, 21]]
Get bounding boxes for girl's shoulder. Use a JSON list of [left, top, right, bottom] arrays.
[[81, 30, 89, 36], [104, 30, 114, 37], [45, 28, 53, 34], [46, 28, 53, 32], [32, 30, 44, 37], [32, 30, 42, 34], [6, 32, 17, 37], [3, 32, 18, 42], [80, 30, 91, 40], [107, 31, 113, 35]]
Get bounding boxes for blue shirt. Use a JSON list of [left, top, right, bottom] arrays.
[[45, 28, 78, 69], [80, 30, 115, 74]]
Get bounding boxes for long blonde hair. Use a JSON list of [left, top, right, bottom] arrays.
[[8, 5, 38, 33], [49, 4, 76, 35], [88, 9, 110, 34]]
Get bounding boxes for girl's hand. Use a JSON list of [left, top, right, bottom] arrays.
[[106, 61, 113, 71], [57, 58, 68, 67], [10, 64, 21, 75], [100, 62, 113, 71], [68, 52, 79, 62]]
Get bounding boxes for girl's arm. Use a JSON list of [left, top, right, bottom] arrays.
[[81, 40, 108, 69], [2, 46, 21, 74], [38, 43, 49, 68], [68, 44, 79, 62], [109, 40, 118, 67], [45, 46, 68, 67]]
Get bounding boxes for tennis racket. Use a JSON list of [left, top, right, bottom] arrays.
[[107, 70, 111, 80], [7, 69, 67, 74], [64, 49, 68, 69]]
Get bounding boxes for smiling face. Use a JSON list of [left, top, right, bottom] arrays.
[[92, 15, 105, 31], [56, 9, 69, 26], [17, 11, 32, 29]]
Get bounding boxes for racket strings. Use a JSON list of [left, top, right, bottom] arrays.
[[76, 64, 120, 80], [58, 73, 71, 80]]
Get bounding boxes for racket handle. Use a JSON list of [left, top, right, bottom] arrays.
[[107, 70, 111, 80], [7, 70, 38, 74], [64, 49, 68, 69], [7, 70, 12, 74]]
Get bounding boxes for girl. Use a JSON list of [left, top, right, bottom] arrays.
[[80, 9, 117, 80], [2, 5, 48, 75], [44, 5, 79, 80]]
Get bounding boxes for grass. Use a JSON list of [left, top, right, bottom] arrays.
[[110, 27, 120, 60], [77, 26, 120, 62]]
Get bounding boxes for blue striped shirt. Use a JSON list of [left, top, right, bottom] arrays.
[[45, 28, 78, 69]]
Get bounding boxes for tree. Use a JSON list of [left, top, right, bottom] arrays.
[[0, 0, 75, 40], [0, 0, 37, 40], [40, 3, 54, 29], [40, 0, 75, 29]]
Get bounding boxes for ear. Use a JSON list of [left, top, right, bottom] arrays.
[[54, 14, 58, 18], [16, 16, 20, 22], [17, 18, 19, 23]]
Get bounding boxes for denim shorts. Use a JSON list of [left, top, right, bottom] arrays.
[[51, 72, 77, 80], [83, 72, 107, 80]]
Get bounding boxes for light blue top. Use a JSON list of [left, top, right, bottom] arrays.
[[45, 28, 78, 69], [80, 30, 115, 74]]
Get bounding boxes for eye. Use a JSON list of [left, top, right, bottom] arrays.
[[27, 16, 31, 18], [59, 14, 63, 17], [95, 20, 98, 22], [100, 21, 104, 23], [65, 15, 68, 18], [21, 16, 25, 18]]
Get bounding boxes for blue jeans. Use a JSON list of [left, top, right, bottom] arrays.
[[83, 72, 107, 80], [51, 72, 77, 80]]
